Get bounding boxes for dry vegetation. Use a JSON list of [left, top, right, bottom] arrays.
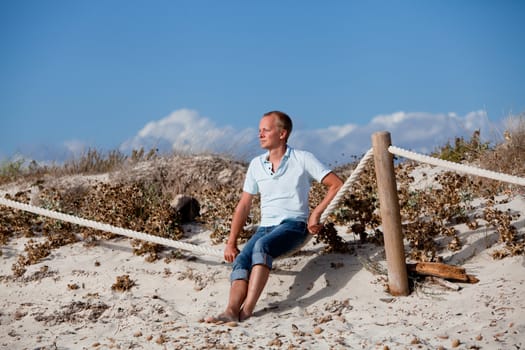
[[1, 115, 524, 277]]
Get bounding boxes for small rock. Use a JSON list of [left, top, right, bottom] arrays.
[[156, 335, 167, 344], [170, 195, 200, 223], [410, 337, 420, 344], [268, 338, 282, 347]]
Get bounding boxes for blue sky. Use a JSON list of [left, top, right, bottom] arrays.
[[1, 0, 524, 165]]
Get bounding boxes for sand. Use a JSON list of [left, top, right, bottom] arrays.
[[1, 178, 524, 349]]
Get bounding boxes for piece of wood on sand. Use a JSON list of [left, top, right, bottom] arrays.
[[406, 262, 479, 283], [427, 276, 461, 291]]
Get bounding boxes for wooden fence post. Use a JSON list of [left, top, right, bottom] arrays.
[[371, 131, 409, 296]]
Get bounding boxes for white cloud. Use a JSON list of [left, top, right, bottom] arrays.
[[291, 110, 495, 165], [122, 108, 498, 166], [10, 108, 502, 166], [63, 139, 88, 157], [10, 142, 79, 165], [120, 109, 257, 158], [371, 111, 410, 127]]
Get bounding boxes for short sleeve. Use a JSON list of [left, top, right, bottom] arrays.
[[242, 158, 259, 194], [303, 151, 331, 183]]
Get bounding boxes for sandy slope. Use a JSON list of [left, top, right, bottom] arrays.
[[1, 210, 524, 350], [0, 162, 524, 349]]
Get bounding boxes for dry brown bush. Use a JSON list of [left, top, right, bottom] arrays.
[[480, 114, 525, 177]]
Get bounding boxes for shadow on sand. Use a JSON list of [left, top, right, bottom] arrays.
[[254, 244, 384, 317]]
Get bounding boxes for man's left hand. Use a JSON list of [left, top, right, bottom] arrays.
[[308, 223, 323, 235]]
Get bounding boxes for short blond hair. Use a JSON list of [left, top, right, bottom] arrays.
[[264, 111, 292, 141]]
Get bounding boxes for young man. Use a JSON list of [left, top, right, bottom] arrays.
[[206, 111, 343, 323]]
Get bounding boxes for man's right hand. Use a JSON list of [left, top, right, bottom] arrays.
[[224, 244, 239, 263]]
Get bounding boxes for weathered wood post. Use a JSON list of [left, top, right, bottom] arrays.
[[372, 131, 409, 296]]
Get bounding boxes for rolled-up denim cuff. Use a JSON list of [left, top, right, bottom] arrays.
[[252, 251, 273, 270], [230, 268, 249, 282]]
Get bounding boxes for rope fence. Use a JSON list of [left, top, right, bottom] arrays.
[[320, 148, 374, 223], [0, 196, 225, 258], [1, 144, 523, 260], [389, 146, 525, 187]]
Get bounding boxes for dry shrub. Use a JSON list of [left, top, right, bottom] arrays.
[[480, 114, 525, 177], [484, 199, 524, 259], [61, 149, 135, 175], [12, 230, 78, 277], [1, 191, 37, 245], [5, 177, 185, 275], [316, 222, 355, 254], [111, 274, 136, 292], [201, 185, 258, 244], [0, 147, 158, 185], [432, 130, 490, 163], [313, 160, 382, 251], [3, 190, 79, 277], [154, 155, 256, 244], [0, 158, 26, 185], [111, 154, 252, 245], [42, 180, 184, 255], [397, 169, 479, 261], [34, 300, 109, 325]]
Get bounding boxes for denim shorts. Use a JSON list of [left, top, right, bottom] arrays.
[[230, 219, 308, 281]]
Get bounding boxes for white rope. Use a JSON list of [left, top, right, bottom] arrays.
[[320, 148, 375, 223], [0, 196, 224, 258], [388, 146, 525, 187]]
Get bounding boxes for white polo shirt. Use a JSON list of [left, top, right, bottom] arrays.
[[243, 146, 331, 226]]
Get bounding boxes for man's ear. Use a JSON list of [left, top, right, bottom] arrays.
[[279, 129, 287, 140]]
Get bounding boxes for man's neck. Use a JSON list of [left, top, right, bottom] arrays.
[[267, 144, 287, 163]]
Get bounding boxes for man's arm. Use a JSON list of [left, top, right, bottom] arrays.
[[224, 191, 253, 262], [308, 172, 343, 234]]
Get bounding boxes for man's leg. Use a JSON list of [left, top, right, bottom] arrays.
[[239, 264, 270, 321], [238, 220, 307, 321], [206, 228, 268, 323], [205, 279, 248, 323], [224, 279, 249, 318]]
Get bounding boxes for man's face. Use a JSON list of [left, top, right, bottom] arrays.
[[258, 114, 286, 150]]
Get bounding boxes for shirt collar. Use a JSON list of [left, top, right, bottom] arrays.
[[264, 145, 291, 162]]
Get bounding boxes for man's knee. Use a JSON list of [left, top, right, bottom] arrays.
[[230, 268, 249, 281], [252, 239, 268, 255], [252, 250, 273, 269]]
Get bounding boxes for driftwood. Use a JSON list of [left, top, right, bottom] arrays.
[[427, 276, 461, 291], [407, 262, 479, 284]]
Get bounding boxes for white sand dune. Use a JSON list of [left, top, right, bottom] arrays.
[[1, 171, 524, 349]]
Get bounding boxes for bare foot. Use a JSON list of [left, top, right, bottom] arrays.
[[239, 308, 252, 322], [204, 312, 238, 324]]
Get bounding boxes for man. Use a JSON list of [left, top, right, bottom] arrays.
[[206, 111, 343, 323]]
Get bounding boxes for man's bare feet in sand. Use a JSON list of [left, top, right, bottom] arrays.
[[239, 308, 252, 322], [204, 312, 238, 324]]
